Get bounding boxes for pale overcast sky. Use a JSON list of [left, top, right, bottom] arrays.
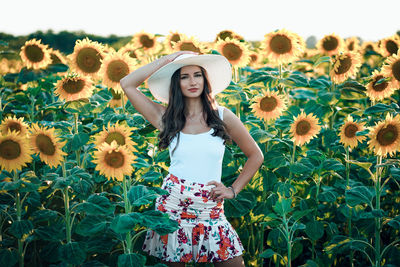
[[3, 0, 399, 42]]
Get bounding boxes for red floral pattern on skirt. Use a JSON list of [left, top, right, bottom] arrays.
[[142, 173, 244, 263]]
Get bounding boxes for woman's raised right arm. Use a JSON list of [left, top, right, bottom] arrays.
[[120, 51, 196, 130]]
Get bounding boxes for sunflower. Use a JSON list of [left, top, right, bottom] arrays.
[[367, 113, 400, 157], [108, 89, 127, 108], [163, 31, 183, 53], [215, 37, 250, 67], [92, 140, 135, 181], [172, 35, 207, 54], [290, 111, 321, 146], [361, 41, 379, 56], [0, 130, 33, 172], [29, 123, 67, 168], [54, 73, 93, 102], [68, 38, 105, 78], [118, 43, 144, 62], [93, 122, 137, 152], [19, 39, 52, 70], [0, 115, 30, 136], [316, 33, 345, 56], [99, 51, 137, 94], [345, 37, 360, 52], [49, 48, 67, 65], [0, 58, 23, 75], [330, 51, 362, 84], [378, 35, 400, 57], [131, 31, 161, 55], [365, 70, 397, 101], [381, 52, 400, 89], [261, 29, 304, 65], [339, 115, 366, 148], [250, 89, 287, 121], [248, 50, 264, 69], [215, 30, 244, 42]]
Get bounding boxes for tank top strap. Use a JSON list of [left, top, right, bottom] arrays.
[[217, 105, 224, 120]]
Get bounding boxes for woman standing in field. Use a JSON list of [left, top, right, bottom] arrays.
[[120, 50, 264, 266]]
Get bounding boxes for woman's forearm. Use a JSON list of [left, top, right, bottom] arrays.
[[120, 56, 172, 89], [231, 153, 264, 195]]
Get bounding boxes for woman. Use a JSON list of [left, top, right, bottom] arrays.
[[120, 51, 264, 266]]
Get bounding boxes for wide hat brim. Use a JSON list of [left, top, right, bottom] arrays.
[[148, 54, 232, 103]]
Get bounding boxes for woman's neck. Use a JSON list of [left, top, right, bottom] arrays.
[[184, 98, 203, 116]]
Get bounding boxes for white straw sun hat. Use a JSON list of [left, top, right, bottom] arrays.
[[148, 54, 232, 103]]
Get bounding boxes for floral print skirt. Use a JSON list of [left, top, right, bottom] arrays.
[[142, 173, 244, 263]]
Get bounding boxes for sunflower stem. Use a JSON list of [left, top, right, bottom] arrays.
[[123, 175, 132, 254], [288, 143, 296, 183], [345, 146, 354, 266], [61, 162, 72, 244], [375, 156, 382, 266], [236, 102, 240, 119], [121, 93, 126, 115], [13, 171, 24, 267], [73, 113, 80, 166]]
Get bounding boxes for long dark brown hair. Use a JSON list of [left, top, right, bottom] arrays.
[[158, 66, 231, 153]]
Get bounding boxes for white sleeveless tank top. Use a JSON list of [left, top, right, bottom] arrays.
[[168, 106, 225, 184]]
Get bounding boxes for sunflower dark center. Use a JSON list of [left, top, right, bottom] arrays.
[[25, 44, 44, 63], [218, 31, 233, 41], [222, 43, 242, 61], [128, 50, 137, 58], [386, 40, 399, 55], [0, 139, 21, 160], [296, 120, 311, 136], [171, 34, 181, 44], [392, 60, 400, 82], [7, 122, 22, 133], [180, 42, 200, 53], [270, 35, 292, 54], [105, 132, 126, 146], [372, 75, 388, 92], [107, 60, 129, 83], [348, 42, 354, 51], [322, 37, 339, 51], [36, 134, 55, 155], [105, 151, 124, 168], [377, 124, 398, 146], [140, 35, 154, 48], [344, 123, 358, 138], [260, 96, 278, 112], [111, 89, 122, 100], [250, 54, 258, 62], [62, 79, 85, 94], [76, 47, 102, 73], [334, 56, 352, 74]]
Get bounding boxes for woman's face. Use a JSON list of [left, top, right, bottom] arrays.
[[179, 65, 204, 99]]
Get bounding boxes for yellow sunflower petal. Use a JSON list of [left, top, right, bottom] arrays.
[[68, 38, 105, 79], [0, 130, 33, 172], [339, 115, 366, 148], [99, 51, 137, 94], [172, 34, 208, 54], [316, 33, 346, 56], [365, 70, 397, 101], [378, 35, 400, 57], [290, 111, 321, 146], [0, 115, 30, 136], [215, 37, 251, 67], [381, 52, 400, 89], [367, 113, 400, 157], [29, 123, 67, 168], [19, 39, 52, 70], [260, 29, 305, 65], [250, 89, 287, 121], [330, 51, 362, 84], [92, 140, 136, 181], [54, 73, 93, 102], [93, 121, 137, 152]]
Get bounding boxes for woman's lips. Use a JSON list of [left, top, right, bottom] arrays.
[[188, 88, 198, 92]]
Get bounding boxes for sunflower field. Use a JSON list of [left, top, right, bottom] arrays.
[[0, 30, 400, 267]]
